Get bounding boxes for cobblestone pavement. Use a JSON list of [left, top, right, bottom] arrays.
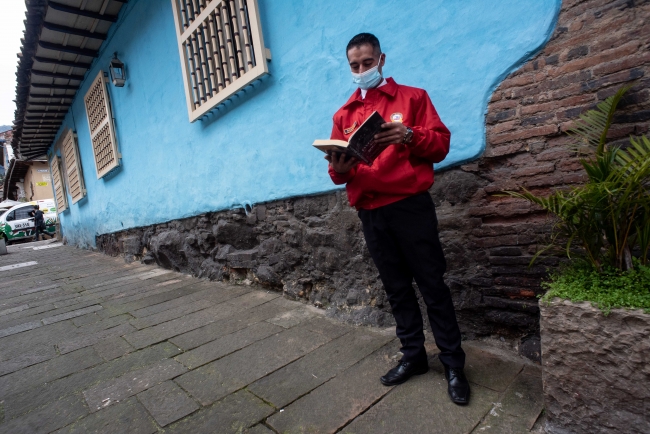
[[0, 241, 545, 433]]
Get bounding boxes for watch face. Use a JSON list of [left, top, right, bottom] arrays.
[[404, 128, 413, 143]]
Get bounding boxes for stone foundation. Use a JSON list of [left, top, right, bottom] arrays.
[[540, 299, 650, 433]]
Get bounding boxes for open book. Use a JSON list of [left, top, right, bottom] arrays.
[[313, 111, 386, 165]]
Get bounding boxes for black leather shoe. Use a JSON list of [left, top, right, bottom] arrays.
[[444, 365, 470, 405], [380, 360, 429, 386]]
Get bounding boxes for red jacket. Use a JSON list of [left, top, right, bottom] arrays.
[[328, 77, 451, 210]]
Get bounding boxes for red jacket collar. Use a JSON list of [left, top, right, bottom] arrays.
[[342, 77, 398, 109]]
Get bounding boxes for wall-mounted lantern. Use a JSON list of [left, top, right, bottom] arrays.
[[109, 53, 126, 87]]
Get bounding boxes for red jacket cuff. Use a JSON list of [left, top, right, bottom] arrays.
[[406, 126, 450, 163], [328, 165, 356, 184]]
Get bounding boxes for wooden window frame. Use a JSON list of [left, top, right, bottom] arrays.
[[171, 0, 270, 122], [60, 128, 87, 204], [84, 70, 121, 179], [49, 155, 68, 213]]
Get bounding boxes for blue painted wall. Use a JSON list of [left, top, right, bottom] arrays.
[[52, 0, 560, 247]]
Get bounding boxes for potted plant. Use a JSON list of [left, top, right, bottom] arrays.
[[506, 86, 650, 434]]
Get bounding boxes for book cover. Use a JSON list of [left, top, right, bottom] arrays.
[[312, 111, 387, 165]]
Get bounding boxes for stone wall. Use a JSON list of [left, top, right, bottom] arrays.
[[96, 0, 650, 356], [540, 299, 650, 433]]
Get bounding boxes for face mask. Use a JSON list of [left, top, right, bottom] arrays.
[[352, 63, 382, 90]]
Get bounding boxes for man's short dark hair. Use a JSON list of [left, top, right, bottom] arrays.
[[346, 33, 381, 56]]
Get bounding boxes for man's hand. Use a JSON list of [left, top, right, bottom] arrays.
[[374, 122, 407, 147], [325, 151, 358, 174]]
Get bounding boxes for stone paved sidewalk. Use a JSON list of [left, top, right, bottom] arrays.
[[0, 241, 544, 433]]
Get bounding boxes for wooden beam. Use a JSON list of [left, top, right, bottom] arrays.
[[47, 1, 119, 22], [26, 102, 71, 108], [31, 70, 85, 80], [25, 109, 68, 115], [23, 120, 61, 124], [42, 22, 108, 40], [34, 56, 92, 69], [31, 83, 79, 90], [24, 115, 65, 120], [38, 41, 99, 57]]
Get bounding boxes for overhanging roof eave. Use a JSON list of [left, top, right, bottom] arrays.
[[11, 0, 126, 158]]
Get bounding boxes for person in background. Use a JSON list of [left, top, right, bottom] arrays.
[[325, 32, 470, 405], [29, 205, 45, 242]]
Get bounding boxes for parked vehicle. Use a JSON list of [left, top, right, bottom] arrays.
[[0, 199, 57, 244]]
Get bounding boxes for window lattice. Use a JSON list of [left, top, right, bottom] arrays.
[[61, 128, 86, 204], [50, 156, 68, 213], [171, 0, 269, 122], [84, 70, 120, 178]]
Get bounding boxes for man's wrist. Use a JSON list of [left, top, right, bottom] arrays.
[[401, 126, 414, 144]]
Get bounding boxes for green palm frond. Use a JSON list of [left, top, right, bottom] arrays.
[[616, 135, 650, 180], [504, 84, 650, 271], [568, 84, 632, 156]]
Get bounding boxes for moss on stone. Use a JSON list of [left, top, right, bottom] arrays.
[[541, 261, 650, 314]]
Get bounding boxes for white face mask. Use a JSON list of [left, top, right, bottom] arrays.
[[351, 63, 382, 90]]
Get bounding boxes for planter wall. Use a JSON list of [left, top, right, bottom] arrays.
[[540, 298, 650, 433]]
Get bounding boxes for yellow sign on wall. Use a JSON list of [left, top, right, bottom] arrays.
[[36, 182, 48, 186]]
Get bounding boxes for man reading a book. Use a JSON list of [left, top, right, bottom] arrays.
[[324, 33, 470, 405]]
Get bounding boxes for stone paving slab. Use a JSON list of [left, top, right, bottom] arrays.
[[245, 425, 275, 434], [2, 343, 181, 421], [0, 346, 103, 399], [0, 393, 89, 434], [57, 322, 136, 354], [266, 341, 401, 433], [168, 298, 296, 350], [137, 380, 200, 427], [52, 396, 157, 434], [176, 318, 346, 406], [93, 335, 135, 361], [0, 242, 545, 433], [0, 344, 58, 376], [0, 321, 78, 361], [175, 321, 285, 369], [165, 390, 275, 434], [130, 299, 214, 330], [249, 328, 393, 409], [123, 291, 279, 349], [471, 365, 544, 433], [83, 358, 188, 412], [343, 369, 499, 434]]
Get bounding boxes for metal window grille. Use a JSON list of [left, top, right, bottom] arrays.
[[171, 0, 269, 122], [60, 128, 86, 204], [84, 70, 121, 179], [49, 155, 68, 213]]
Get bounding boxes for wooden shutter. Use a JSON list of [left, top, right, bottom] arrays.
[[61, 128, 86, 204], [84, 70, 120, 179], [171, 0, 269, 122], [49, 156, 68, 213]]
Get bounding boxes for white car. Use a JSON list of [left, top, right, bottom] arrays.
[[0, 199, 57, 244]]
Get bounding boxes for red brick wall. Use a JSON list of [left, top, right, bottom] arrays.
[[432, 0, 650, 340]]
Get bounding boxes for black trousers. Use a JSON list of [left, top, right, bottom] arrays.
[[33, 224, 44, 241], [358, 192, 465, 368]]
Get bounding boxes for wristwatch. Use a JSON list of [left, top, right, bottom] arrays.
[[402, 126, 414, 144]]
